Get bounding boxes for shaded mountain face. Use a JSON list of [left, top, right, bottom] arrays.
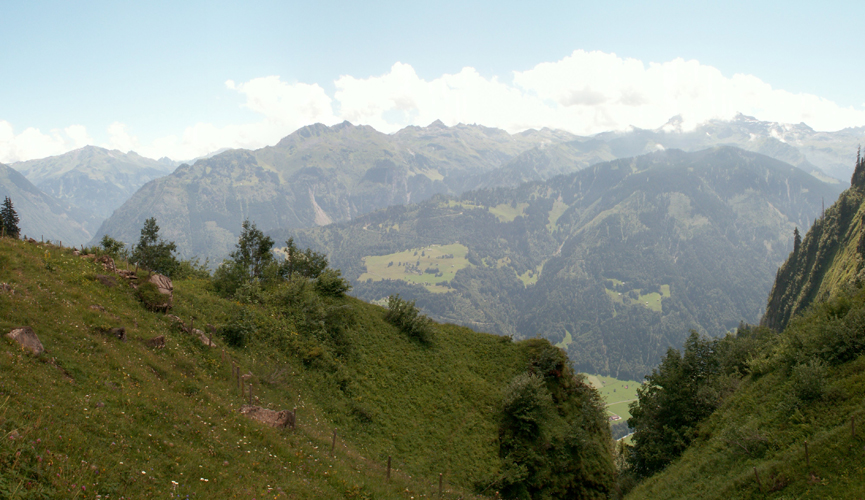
[[284, 147, 843, 380], [12, 146, 173, 233], [0, 163, 92, 246], [762, 157, 865, 331], [92, 121, 581, 259]]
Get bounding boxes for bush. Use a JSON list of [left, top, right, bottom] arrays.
[[315, 268, 351, 297], [384, 294, 434, 343], [219, 309, 257, 348], [792, 359, 826, 402]]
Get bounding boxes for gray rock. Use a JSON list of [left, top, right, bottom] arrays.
[[240, 405, 295, 429], [6, 327, 44, 355]]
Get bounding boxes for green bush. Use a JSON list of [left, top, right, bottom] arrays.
[[791, 358, 826, 402], [218, 309, 257, 348], [314, 268, 351, 297], [384, 294, 433, 343]]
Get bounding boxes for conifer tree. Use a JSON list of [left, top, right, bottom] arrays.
[[0, 196, 20, 238]]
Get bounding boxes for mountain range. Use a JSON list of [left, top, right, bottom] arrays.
[[283, 147, 843, 379], [0, 163, 92, 245], [89, 116, 860, 262], [11, 146, 175, 234]]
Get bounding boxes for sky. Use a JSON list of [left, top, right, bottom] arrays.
[[1, 0, 864, 163]]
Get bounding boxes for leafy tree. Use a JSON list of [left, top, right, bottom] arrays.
[[281, 237, 329, 279], [230, 220, 275, 280], [0, 196, 20, 238], [627, 331, 723, 477], [495, 342, 615, 499], [99, 234, 127, 260], [130, 218, 179, 276]]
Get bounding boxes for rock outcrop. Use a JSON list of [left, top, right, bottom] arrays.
[[6, 327, 44, 355], [148, 274, 173, 310], [240, 405, 295, 429]]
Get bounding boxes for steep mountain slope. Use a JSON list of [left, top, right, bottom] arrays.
[[92, 122, 579, 260], [625, 159, 865, 499], [761, 155, 865, 331], [0, 237, 614, 498], [12, 146, 173, 233], [0, 163, 91, 246], [285, 147, 842, 380]]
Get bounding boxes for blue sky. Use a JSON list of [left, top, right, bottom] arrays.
[[1, 0, 863, 162]]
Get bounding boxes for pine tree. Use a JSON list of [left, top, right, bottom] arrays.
[[1, 196, 20, 238], [793, 227, 801, 254], [130, 217, 178, 275]]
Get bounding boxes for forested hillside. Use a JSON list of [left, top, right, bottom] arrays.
[[285, 147, 842, 379]]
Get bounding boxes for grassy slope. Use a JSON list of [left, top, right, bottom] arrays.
[[0, 238, 541, 498], [627, 356, 865, 499]]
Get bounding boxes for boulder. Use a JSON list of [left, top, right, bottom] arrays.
[[89, 304, 106, 312], [6, 327, 44, 355], [146, 335, 166, 348], [109, 327, 126, 341], [191, 328, 215, 347], [95, 255, 117, 273], [240, 405, 295, 429], [148, 274, 173, 310]]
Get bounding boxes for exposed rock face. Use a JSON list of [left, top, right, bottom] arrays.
[[148, 274, 173, 310], [240, 405, 295, 429], [6, 327, 44, 355]]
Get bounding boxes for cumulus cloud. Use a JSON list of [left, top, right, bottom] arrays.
[[0, 121, 93, 164], [3, 50, 865, 163]]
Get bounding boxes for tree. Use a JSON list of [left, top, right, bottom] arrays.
[[793, 227, 801, 254], [99, 234, 127, 260], [627, 331, 723, 477], [280, 238, 328, 280], [230, 219, 274, 280], [130, 218, 179, 276], [384, 294, 433, 343], [1, 196, 20, 238]]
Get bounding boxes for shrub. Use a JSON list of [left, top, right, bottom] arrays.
[[791, 359, 826, 402], [314, 268, 351, 297], [384, 294, 433, 343], [219, 309, 257, 348]]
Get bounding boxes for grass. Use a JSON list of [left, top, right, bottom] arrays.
[[547, 200, 569, 231], [0, 237, 543, 498], [605, 283, 670, 313], [358, 243, 471, 292], [516, 264, 543, 287], [582, 374, 641, 421], [487, 203, 529, 223]]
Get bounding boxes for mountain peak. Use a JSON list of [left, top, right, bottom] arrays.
[[427, 119, 447, 129]]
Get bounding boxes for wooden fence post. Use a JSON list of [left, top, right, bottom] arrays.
[[331, 429, 337, 457], [386, 456, 391, 482], [292, 407, 297, 429], [439, 473, 443, 497], [753, 467, 762, 492], [248, 383, 253, 405]]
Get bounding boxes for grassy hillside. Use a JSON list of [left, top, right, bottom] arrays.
[[625, 292, 865, 499], [0, 236, 613, 498]]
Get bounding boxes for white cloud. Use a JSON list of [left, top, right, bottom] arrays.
[[0, 121, 93, 164], [137, 76, 339, 160], [3, 50, 865, 163]]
